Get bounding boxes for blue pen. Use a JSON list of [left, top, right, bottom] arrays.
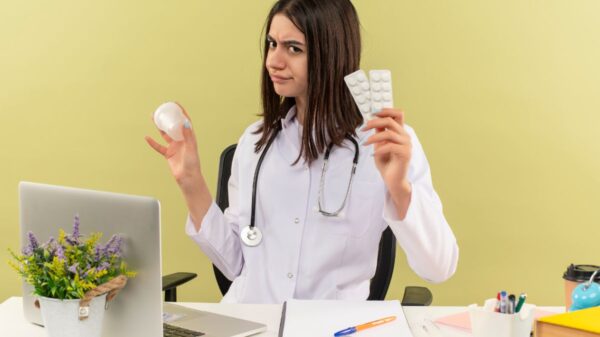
[[334, 316, 396, 336]]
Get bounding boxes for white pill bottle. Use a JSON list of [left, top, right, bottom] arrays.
[[153, 102, 187, 141]]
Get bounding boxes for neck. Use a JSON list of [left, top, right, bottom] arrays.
[[295, 96, 306, 126]]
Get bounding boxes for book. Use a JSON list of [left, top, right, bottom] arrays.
[[535, 306, 600, 337]]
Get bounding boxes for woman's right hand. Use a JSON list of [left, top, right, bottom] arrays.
[[145, 103, 203, 193], [145, 103, 213, 230]]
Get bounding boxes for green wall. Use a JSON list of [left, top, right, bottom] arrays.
[[1, 0, 599, 306]]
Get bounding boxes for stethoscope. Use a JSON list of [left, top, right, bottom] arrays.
[[240, 125, 360, 247]]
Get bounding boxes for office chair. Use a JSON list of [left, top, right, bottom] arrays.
[[212, 144, 432, 306], [162, 272, 197, 302]]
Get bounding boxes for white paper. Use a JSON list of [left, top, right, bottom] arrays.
[[281, 299, 413, 337]]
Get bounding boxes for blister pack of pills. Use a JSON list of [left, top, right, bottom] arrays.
[[369, 70, 393, 113], [344, 70, 371, 115], [344, 69, 393, 120]]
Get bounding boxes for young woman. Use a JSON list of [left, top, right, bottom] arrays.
[[146, 0, 458, 303]]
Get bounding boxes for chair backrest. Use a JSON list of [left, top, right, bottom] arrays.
[[212, 144, 395, 300], [367, 226, 396, 300], [212, 144, 237, 296]]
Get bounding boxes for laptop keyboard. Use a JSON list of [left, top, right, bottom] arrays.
[[163, 323, 205, 337]]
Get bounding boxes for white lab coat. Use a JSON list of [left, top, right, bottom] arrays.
[[186, 107, 458, 303]]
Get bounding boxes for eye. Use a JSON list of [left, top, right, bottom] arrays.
[[267, 40, 276, 49], [289, 46, 303, 54]]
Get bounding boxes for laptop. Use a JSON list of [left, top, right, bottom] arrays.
[[19, 181, 266, 337]]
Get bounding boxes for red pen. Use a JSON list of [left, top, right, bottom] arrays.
[[494, 292, 501, 312]]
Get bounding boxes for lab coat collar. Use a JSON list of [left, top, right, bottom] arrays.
[[279, 106, 301, 157], [278, 105, 371, 152], [281, 106, 297, 129]]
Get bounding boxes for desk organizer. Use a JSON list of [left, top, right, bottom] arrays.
[[468, 298, 536, 337]]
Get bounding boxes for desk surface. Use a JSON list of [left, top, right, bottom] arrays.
[[0, 297, 563, 337]]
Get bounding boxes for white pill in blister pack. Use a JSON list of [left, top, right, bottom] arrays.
[[369, 70, 393, 113], [344, 69, 394, 119], [344, 70, 372, 115], [153, 102, 187, 141]]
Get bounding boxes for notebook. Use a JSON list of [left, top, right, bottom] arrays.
[[536, 306, 600, 336], [278, 300, 413, 337]]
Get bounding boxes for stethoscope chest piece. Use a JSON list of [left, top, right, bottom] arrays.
[[241, 225, 263, 247]]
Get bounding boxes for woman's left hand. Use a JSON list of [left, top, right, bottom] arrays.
[[361, 108, 412, 195]]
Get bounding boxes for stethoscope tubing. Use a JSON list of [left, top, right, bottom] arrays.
[[249, 127, 281, 230], [243, 123, 360, 247], [249, 127, 360, 228]]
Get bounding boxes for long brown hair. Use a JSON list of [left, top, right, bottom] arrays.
[[254, 0, 363, 164]]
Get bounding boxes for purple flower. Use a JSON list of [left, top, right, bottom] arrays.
[[28, 231, 39, 249], [22, 232, 39, 255], [97, 261, 111, 272], [46, 237, 56, 247], [68, 263, 79, 274], [82, 264, 92, 278], [103, 235, 123, 257], [65, 214, 81, 245], [72, 215, 80, 241], [56, 244, 65, 260], [43, 237, 57, 255], [104, 235, 116, 250], [94, 244, 102, 259]]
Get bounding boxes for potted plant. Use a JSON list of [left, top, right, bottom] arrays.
[[9, 215, 135, 337]]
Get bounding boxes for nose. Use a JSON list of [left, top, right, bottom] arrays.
[[266, 47, 285, 72]]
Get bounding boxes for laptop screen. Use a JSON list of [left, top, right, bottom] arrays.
[[19, 182, 163, 337]]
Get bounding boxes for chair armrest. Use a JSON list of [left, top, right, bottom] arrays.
[[401, 286, 433, 306], [162, 272, 197, 302]]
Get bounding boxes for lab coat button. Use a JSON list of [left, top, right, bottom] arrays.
[[294, 218, 300, 224], [287, 273, 294, 279]]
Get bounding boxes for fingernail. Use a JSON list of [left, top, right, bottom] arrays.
[[183, 120, 191, 129]]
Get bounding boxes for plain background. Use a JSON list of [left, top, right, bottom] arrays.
[[1, 0, 599, 305]]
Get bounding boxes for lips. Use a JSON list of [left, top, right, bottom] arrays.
[[270, 74, 291, 83]]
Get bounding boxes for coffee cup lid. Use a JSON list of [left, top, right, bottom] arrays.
[[563, 264, 600, 282]]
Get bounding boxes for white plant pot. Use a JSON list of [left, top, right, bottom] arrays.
[[38, 293, 107, 337]]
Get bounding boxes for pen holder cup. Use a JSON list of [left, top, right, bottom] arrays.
[[468, 299, 536, 337]]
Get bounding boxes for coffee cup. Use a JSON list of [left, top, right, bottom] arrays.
[[563, 264, 600, 310]]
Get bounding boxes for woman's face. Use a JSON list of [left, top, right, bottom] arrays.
[[266, 14, 308, 100]]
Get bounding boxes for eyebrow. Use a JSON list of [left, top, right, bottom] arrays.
[[267, 35, 305, 47]]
